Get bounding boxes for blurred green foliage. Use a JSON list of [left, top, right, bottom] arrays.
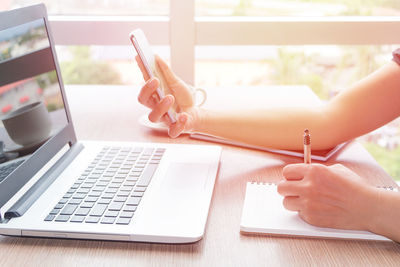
[[60, 46, 122, 85], [363, 142, 400, 181], [230, 0, 400, 16]]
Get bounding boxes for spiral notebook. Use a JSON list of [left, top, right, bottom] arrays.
[[240, 182, 390, 241], [189, 133, 347, 161]]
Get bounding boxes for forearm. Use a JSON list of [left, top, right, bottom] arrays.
[[193, 62, 400, 151], [194, 106, 338, 151], [368, 189, 400, 242]]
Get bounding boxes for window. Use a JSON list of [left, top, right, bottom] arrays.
[[1, 0, 400, 180], [196, 0, 400, 16], [8, 0, 169, 15]]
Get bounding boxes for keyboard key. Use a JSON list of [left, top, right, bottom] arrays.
[[50, 208, 61, 215], [119, 211, 134, 218], [63, 193, 72, 199], [67, 189, 76, 194], [76, 188, 90, 194], [134, 186, 146, 192], [81, 183, 94, 189], [104, 211, 119, 217], [108, 183, 122, 189], [69, 199, 82, 205], [116, 218, 131, 225], [44, 214, 55, 221], [117, 191, 130, 197], [97, 181, 109, 187], [114, 196, 127, 202], [98, 198, 111, 205], [120, 186, 133, 192], [123, 205, 137, 212], [90, 204, 108, 216], [85, 197, 98, 202], [105, 188, 118, 194], [131, 191, 144, 197], [70, 216, 85, 223], [101, 193, 114, 199], [126, 197, 141, 206], [132, 147, 143, 153], [88, 191, 101, 197], [60, 204, 78, 215], [75, 208, 90, 216], [85, 216, 100, 223], [142, 148, 154, 156], [92, 186, 106, 191], [55, 215, 70, 222], [108, 202, 123, 211], [72, 193, 86, 199], [81, 202, 95, 208], [126, 177, 138, 182], [55, 204, 64, 209], [136, 164, 158, 187], [101, 217, 116, 224], [58, 199, 68, 205]]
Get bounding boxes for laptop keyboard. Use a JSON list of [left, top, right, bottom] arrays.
[[44, 146, 165, 225], [0, 159, 24, 183]]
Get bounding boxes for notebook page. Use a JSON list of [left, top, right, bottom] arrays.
[[240, 182, 389, 241]]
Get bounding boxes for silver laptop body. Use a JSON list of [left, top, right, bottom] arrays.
[[0, 4, 221, 243]]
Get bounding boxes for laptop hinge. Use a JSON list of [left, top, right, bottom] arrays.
[[3, 143, 84, 220]]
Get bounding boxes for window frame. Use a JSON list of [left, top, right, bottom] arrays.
[[48, 0, 400, 85]]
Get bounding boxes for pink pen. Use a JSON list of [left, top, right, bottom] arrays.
[[303, 129, 311, 164]]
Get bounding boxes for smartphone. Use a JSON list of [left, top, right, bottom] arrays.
[[129, 29, 177, 123]]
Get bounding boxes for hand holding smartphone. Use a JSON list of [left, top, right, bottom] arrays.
[[129, 29, 177, 123]]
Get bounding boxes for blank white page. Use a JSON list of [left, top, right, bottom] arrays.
[[240, 182, 390, 241]]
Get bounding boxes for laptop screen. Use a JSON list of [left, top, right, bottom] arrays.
[[0, 18, 68, 177]]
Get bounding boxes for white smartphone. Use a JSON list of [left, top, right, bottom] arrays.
[[129, 28, 177, 123]]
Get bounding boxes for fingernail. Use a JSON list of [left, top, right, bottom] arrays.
[[165, 96, 172, 104], [149, 79, 156, 86]]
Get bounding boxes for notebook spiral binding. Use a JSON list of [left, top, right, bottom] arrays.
[[376, 185, 399, 192], [250, 181, 277, 186], [249, 182, 399, 192]]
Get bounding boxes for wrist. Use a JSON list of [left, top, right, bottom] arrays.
[[364, 187, 385, 234], [191, 107, 206, 133], [353, 185, 380, 232]]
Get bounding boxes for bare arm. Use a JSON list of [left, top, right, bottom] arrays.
[[195, 61, 400, 150], [136, 57, 400, 150]]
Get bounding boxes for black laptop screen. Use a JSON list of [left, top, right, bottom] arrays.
[[0, 18, 68, 178]]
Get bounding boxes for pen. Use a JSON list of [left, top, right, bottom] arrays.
[[303, 129, 311, 164]]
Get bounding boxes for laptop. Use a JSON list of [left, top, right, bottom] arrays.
[[0, 4, 221, 243]]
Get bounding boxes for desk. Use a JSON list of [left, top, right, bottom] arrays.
[[0, 85, 399, 266]]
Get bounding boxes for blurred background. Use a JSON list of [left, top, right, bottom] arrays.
[[1, 0, 400, 180]]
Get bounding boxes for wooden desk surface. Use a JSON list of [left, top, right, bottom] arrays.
[[0, 85, 399, 266]]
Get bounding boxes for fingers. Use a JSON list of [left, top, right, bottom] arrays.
[[282, 163, 309, 180], [135, 55, 150, 81], [148, 95, 174, 123], [277, 180, 304, 197], [282, 196, 301, 211], [155, 55, 179, 84], [138, 78, 159, 108], [168, 114, 187, 138]]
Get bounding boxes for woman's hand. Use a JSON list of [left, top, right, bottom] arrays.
[[277, 163, 377, 231], [135, 55, 200, 138]]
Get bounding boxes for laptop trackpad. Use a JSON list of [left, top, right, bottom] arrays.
[[161, 162, 210, 194], [135, 162, 213, 238]]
